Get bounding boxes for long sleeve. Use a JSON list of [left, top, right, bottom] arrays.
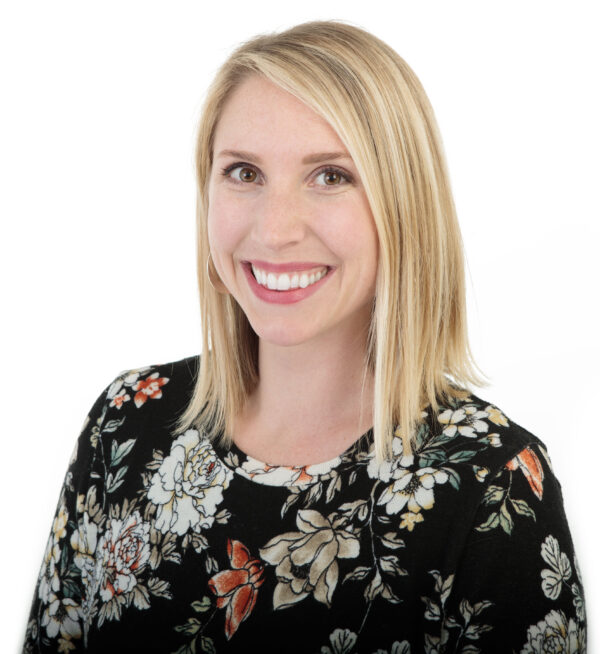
[[22, 379, 114, 653], [435, 441, 587, 653]]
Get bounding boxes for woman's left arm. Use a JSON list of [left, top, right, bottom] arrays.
[[434, 441, 587, 653]]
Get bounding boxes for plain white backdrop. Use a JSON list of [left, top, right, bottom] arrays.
[[1, 1, 598, 651]]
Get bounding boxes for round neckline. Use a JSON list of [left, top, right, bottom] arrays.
[[212, 428, 374, 488]]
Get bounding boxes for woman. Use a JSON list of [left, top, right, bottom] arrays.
[[23, 20, 586, 653]]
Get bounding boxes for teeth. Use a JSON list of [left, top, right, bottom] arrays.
[[277, 274, 290, 291], [251, 265, 327, 291]]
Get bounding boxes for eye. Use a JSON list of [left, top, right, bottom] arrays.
[[221, 164, 259, 184], [314, 166, 353, 187]]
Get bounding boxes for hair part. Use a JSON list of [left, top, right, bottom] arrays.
[[175, 19, 485, 461]]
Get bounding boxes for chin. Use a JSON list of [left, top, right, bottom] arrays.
[[250, 319, 319, 349]]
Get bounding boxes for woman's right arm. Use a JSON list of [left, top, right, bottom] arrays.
[[22, 377, 116, 653]]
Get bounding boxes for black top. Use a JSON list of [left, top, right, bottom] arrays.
[[23, 355, 587, 653]]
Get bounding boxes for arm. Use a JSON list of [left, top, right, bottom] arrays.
[[430, 442, 586, 653], [22, 378, 115, 653]]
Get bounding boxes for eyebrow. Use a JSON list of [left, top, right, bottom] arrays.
[[216, 149, 352, 165]]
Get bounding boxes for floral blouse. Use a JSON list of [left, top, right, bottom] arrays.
[[23, 355, 587, 653]]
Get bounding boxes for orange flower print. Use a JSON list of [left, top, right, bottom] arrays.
[[506, 446, 544, 499], [109, 391, 130, 410], [132, 372, 169, 408], [208, 539, 264, 639]]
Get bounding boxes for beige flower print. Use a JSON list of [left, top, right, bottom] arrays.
[[399, 511, 424, 531], [486, 405, 509, 427], [259, 509, 360, 609]]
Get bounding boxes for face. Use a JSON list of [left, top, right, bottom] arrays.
[[207, 74, 378, 349]]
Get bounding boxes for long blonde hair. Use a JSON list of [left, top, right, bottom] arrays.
[[176, 19, 483, 460]]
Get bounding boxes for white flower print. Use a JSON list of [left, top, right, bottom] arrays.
[[108, 368, 152, 399], [367, 429, 413, 483], [572, 584, 585, 622], [520, 609, 582, 653], [320, 628, 357, 654], [438, 405, 489, 438], [540, 535, 572, 600], [96, 511, 150, 602], [70, 512, 99, 628], [108, 367, 164, 409], [371, 642, 411, 654], [484, 432, 502, 447], [41, 595, 82, 641], [377, 467, 449, 515], [238, 454, 341, 487], [38, 505, 69, 603], [107, 374, 134, 409], [71, 513, 99, 577], [367, 428, 448, 523], [148, 430, 233, 535]]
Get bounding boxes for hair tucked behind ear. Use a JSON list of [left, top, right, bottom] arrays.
[[175, 19, 485, 461]]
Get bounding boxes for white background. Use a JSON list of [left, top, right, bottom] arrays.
[[1, 1, 598, 650]]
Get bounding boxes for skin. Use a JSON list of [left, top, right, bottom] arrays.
[[207, 74, 378, 465]]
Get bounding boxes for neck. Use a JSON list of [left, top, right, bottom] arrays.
[[233, 321, 374, 465]]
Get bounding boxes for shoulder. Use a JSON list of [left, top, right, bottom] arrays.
[[78, 354, 200, 453], [68, 354, 200, 491], [104, 353, 199, 415], [385, 390, 561, 537], [422, 390, 552, 479], [367, 389, 554, 522]]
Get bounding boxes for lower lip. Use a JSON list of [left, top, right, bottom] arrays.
[[242, 263, 333, 305]]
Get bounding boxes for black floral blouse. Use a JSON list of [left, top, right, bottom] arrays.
[[23, 355, 587, 653]]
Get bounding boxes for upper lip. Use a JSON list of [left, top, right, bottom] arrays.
[[245, 260, 331, 273]]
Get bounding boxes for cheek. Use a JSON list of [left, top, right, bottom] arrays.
[[318, 203, 379, 266], [207, 194, 244, 257]]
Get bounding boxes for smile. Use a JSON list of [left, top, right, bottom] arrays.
[[251, 264, 328, 291], [242, 261, 333, 305]]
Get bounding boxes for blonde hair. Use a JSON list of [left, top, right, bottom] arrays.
[[176, 19, 483, 460]]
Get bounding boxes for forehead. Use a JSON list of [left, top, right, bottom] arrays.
[[213, 75, 348, 155]]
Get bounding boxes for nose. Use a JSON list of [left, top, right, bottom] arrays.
[[251, 187, 306, 251]]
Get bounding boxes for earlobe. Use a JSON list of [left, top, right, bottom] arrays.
[[207, 254, 230, 294]]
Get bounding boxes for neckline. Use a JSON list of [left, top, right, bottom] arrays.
[[212, 428, 374, 488]]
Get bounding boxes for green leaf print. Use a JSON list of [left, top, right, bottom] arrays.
[[110, 438, 136, 466]]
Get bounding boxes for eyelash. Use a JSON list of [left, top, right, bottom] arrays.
[[220, 162, 354, 187]]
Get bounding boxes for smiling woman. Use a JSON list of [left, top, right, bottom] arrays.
[[23, 19, 586, 654], [206, 74, 379, 410]]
